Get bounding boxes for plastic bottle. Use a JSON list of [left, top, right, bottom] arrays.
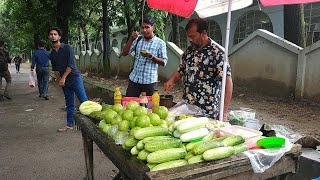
[[139, 92, 148, 108], [152, 90, 160, 112], [114, 87, 122, 105]]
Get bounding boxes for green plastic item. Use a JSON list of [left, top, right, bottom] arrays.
[[257, 137, 285, 149]]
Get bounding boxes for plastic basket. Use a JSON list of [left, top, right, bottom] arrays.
[[122, 96, 152, 109]]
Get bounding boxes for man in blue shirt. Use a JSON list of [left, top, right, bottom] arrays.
[[31, 40, 50, 100], [122, 15, 168, 97], [48, 27, 88, 132]]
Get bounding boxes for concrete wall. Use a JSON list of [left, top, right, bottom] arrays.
[[301, 41, 320, 102], [158, 42, 184, 81], [229, 30, 302, 96]]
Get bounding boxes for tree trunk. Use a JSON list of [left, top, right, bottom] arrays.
[[171, 14, 180, 47], [78, 25, 83, 52], [56, 0, 75, 43], [33, 32, 41, 49], [284, 4, 306, 48], [80, 22, 90, 50], [123, 0, 133, 40], [102, 0, 111, 75]]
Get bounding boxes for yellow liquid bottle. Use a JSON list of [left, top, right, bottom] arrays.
[[114, 87, 122, 105], [152, 90, 160, 112]]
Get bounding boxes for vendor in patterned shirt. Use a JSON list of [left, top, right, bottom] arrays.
[[164, 18, 233, 121], [122, 15, 168, 97]]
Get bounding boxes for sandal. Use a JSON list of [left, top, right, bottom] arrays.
[[58, 126, 73, 132]]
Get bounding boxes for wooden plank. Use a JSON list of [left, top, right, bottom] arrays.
[[82, 131, 94, 180], [75, 113, 149, 180]]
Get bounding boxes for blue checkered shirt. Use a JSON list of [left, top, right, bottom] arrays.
[[129, 36, 168, 84]]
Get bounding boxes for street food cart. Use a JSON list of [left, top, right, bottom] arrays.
[[75, 113, 301, 180]]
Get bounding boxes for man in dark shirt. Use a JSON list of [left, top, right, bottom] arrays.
[[14, 55, 22, 73], [31, 40, 50, 100], [48, 27, 88, 132], [0, 40, 12, 101]]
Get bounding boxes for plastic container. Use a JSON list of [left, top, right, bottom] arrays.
[[244, 118, 260, 130], [257, 137, 285, 149], [152, 90, 160, 112], [114, 87, 122, 105], [219, 125, 263, 140], [122, 96, 152, 109]]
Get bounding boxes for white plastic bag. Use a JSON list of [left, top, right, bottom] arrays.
[[244, 135, 293, 173], [28, 72, 35, 88]]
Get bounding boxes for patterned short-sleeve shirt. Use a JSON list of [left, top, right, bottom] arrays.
[[178, 39, 232, 119]]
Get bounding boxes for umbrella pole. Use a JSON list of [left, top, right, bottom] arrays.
[[219, 0, 233, 121]]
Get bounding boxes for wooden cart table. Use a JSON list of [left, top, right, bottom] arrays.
[[74, 113, 301, 180]]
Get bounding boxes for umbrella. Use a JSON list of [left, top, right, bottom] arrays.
[[147, 0, 253, 121], [260, 0, 320, 6]]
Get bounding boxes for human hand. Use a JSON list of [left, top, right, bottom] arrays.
[[164, 80, 175, 92], [30, 70, 34, 77], [140, 49, 152, 58], [131, 31, 139, 41], [59, 78, 66, 87]]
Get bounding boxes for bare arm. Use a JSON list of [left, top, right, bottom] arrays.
[[122, 31, 139, 56], [164, 71, 182, 92], [59, 67, 72, 87], [223, 76, 233, 121], [150, 56, 165, 66], [54, 71, 61, 81], [122, 39, 134, 56]]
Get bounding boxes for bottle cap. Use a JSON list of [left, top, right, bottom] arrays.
[[115, 87, 120, 91]]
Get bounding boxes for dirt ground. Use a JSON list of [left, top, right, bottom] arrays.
[[86, 75, 320, 141]]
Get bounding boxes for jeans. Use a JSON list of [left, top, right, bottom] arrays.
[[62, 76, 88, 127], [36, 67, 49, 97], [15, 64, 20, 72]]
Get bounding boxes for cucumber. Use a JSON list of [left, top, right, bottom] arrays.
[[138, 150, 150, 161], [233, 144, 248, 155], [203, 147, 234, 161], [136, 140, 144, 150], [147, 163, 158, 170], [180, 128, 209, 142], [221, 136, 245, 146], [144, 139, 183, 152], [211, 136, 230, 142], [151, 160, 188, 171], [184, 152, 195, 160], [122, 143, 131, 151], [192, 141, 224, 155], [186, 141, 202, 152], [124, 136, 139, 148], [202, 131, 215, 141], [185, 131, 216, 151], [172, 118, 195, 129], [188, 155, 204, 164], [173, 130, 182, 138], [130, 146, 140, 156], [142, 136, 174, 144], [147, 148, 187, 164], [168, 124, 175, 132], [177, 117, 209, 133], [134, 127, 170, 140]]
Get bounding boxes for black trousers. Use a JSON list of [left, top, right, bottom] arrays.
[[125, 79, 157, 97]]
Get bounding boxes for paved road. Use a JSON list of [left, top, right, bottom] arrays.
[[0, 63, 117, 180]]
